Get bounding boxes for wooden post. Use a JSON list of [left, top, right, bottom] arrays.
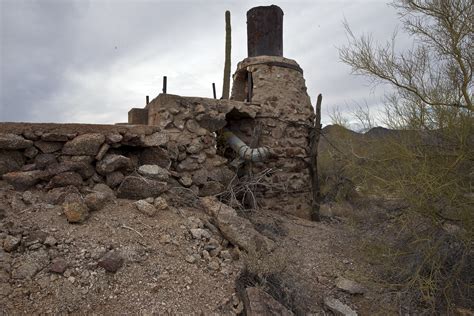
[[212, 83, 217, 99], [309, 94, 322, 221], [162, 76, 167, 94], [246, 72, 253, 102], [146, 96, 149, 105]]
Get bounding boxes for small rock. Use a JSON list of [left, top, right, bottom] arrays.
[[0, 282, 12, 297], [202, 250, 211, 261], [190, 228, 211, 240], [230, 247, 241, 261], [106, 171, 124, 188], [47, 171, 83, 188], [335, 277, 366, 295], [145, 197, 154, 203], [95, 143, 110, 161], [134, 200, 157, 217], [44, 236, 57, 247], [85, 191, 113, 211], [41, 132, 69, 142], [177, 158, 200, 172], [93, 183, 115, 196], [219, 250, 232, 261], [21, 190, 37, 204], [34, 140, 63, 153], [178, 174, 193, 187], [10, 195, 26, 211], [140, 132, 169, 147], [324, 297, 358, 316], [187, 216, 203, 229], [24, 146, 39, 159], [49, 258, 68, 274], [140, 147, 171, 169], [186, 139, 203, 154], [35, 153, 57, 169], [208, 259, 220, 271], [245, 287, 294, 316], [106, 133, 123, 144], [204, 220, 220, 235], [11, 249, 49, 279], [3, 235, 21, 252], [160, 234, 171, 244], [63, 201, 89, 223], [137, 164, 169, 181], [98, 251, 124, 273], [21, 163, 36, 171], [46, 186, 81, 205], [154, 197, 168, 211], [199, 181, 224, 197], [209, 246, 222, 257], [185, 255, 196, 264]]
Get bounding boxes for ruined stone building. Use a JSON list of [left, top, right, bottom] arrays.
[[0, 5, 316, 218], [128, 5, 315, 218]]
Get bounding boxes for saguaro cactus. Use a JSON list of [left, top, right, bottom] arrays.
[[222, 10, 231, 99]]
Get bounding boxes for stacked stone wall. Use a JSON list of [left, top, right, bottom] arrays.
[[0, 122, 231, 199], [228, 56, 315, 218]]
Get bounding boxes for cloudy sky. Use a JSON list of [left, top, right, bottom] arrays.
[[1, 0, 409, 126]]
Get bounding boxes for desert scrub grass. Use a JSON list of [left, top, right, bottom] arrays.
[[337, 0, 473, 311], [342, 127, 474, 312]]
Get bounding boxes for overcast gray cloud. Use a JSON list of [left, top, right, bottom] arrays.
[[1, 0, 409, 126]]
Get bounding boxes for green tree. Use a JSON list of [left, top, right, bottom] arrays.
[[338, 0, 473, 311]]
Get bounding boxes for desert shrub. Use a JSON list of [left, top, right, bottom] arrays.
[[336, 0, 473, 311]]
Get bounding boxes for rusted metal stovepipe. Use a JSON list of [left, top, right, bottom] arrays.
[[247, 5, 283, 57]]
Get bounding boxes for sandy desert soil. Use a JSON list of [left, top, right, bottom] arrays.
[[0, 180, 399, 315]]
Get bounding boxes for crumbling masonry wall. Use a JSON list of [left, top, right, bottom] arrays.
[[0, 122, 232, 198], [227, 56, 315, 217], [124, 56, 316, 218]]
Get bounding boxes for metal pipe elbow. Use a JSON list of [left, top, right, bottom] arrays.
[[222, 128, 271, 162]]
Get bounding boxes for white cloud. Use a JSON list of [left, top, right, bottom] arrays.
[[1, 0, 409, 126]]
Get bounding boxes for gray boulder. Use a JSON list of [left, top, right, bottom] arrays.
[[47, 172, 83, 188], [3, 170, 48, 190], [200, 197, 275, 253], [96, 154, 132, 175], [0, 133, 33, 149], [0, 150, 24, 176], [117, 176, 167, 199], [62, 133, 105, 155], [137, 164, 169, 181]]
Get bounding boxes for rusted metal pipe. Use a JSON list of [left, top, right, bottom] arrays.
[[162, 76, 167, 94], [222, 128, 270, 162], [247, 5, 283, 57]]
